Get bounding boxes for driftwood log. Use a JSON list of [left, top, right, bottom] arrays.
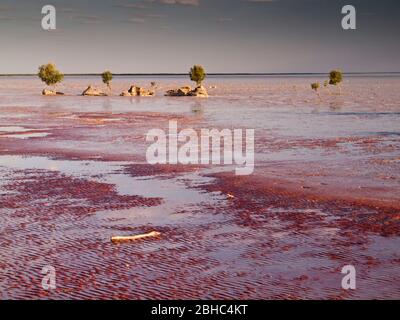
[[111, 231, 161, 243]]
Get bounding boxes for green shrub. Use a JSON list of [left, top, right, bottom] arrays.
[[311, 82, 320, 91], [38, 63, 64, 88], [329, 70, 343, 86], [189, 65, 206, 86], [102, 70, 113, 91]]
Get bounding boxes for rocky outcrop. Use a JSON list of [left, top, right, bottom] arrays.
[[120, 85, 136, 97], [140, 89, 155, 97], [82, 85, 107, 96], [42, 89, 64, 96], [165, 85, 208, 97], [165, 86, 192, 97], [188, 85, 209, 97], [120, 85, 155, 97]]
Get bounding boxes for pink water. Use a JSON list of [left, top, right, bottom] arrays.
[[0, 75, 399, 299]]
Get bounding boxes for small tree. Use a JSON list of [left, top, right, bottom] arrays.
[[311, 82, 321, 100], [38, 63, 64, 91], [329, 69, 343, 94], [189, 65, 206, 87], [102, 70, 113, 93], [311, 82, 320, 91]]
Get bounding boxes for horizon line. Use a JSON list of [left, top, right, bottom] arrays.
[[1, 72, 400, 77]]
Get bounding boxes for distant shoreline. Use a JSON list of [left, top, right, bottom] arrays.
[[1, 72, 400, 77]]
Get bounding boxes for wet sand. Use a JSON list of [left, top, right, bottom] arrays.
[[0, 75, 399, 299]]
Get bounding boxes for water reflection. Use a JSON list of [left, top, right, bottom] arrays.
[[102, 98, 112, 111], [329, 97, 345, 110], [191, 99, 204, 117], [129, 96, 144, 105]]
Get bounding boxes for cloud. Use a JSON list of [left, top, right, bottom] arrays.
[[59, 8, 78, 13], [118, 0, 200, 9], [217, 18, 233, 23], [246, 0, 278, 2], [0, 6, 15, 21], [0, 5, 13, 12], [114, 2, 148, 9], [123, 11, 166, 23], [70, 15, 102, 24], [147, 0, 200, 6], [147, 13, 167, 18], [125, 17, 146, 23], [0, 15, 14, 21]]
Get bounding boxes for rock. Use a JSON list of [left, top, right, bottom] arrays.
[[188, 85, 209, 97], [165, 86, 192, 97], [139, 88, 155, 97], [128, 85, 138, 96], [165, 89, 176, 96], [82, 85, 107, 96], [165, 85, 208, 97], [42, 89, 64, 96], [120, 85, 137, 96], [136, 86, 146, 96], [120, 85, 155, 97], [178, 86, 192, 96]]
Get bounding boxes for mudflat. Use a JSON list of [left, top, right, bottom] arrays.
[[0, 75, 399, 299]]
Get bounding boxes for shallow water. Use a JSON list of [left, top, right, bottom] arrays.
[[1, 75, 399, 140], [0, 75, 399, 299]]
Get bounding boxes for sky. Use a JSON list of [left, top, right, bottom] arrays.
[[0, 0, 399, 73]]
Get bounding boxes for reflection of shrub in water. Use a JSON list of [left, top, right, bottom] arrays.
[[191, 100, 204, 116], [102, 98, 112, 111], [329, 99, 345, 110]]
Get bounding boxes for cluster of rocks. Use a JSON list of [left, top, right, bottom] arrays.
[[165, 85, 208, 98], [120, 85, 155, 97], [42, 83, 209, 98]]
